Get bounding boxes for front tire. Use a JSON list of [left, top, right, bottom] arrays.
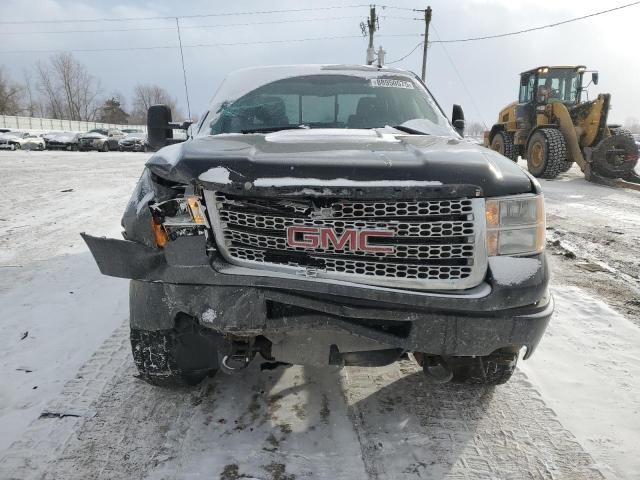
[[490, 131, 517, 161], [447, 349, 519, 385], [131, 315, 219, 387], [102, 142, 110, 152], [526, 128, 568, 179], [420, 348, 519, 385]]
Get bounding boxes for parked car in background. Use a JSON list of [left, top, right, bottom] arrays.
[[46, 132, 80, 151], [118, 132, 146, 152], [42, 131, 65, 147], [77, 129, 125, 152], [121, 128, 144, 135], [78, 130, 107, 151], [0, 131, 45, 150]]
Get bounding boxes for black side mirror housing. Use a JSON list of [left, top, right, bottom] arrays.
[[592, 72, 599, 86], [147, 105, 174, 152], [452, 104, 465, 137], [146, 105, 194, 152]]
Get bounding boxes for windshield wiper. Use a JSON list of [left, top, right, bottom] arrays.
[[241, 125, 309, 134], [390, 125, 429, 135]]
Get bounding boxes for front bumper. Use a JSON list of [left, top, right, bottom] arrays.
[[82, 234, 553, 358], [119, 143, 144, 151]]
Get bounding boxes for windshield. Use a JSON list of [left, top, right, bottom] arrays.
[[206, 74, 454, 136], [537, 69, 581, 103]]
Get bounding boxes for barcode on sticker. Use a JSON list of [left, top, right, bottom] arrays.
[[370, 78, 414, 89]]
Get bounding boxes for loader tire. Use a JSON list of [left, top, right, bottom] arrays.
[[447, 348, 519, 385], [526, 128, 568, 179], [130, 315, 218, 388], [559, 160, 574, 173], [591, 128, 639, 178], [490, 131, 517, 161]]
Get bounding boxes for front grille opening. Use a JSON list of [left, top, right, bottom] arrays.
[[210, 191, 481, 288]]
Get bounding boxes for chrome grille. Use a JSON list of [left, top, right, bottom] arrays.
[[332, 199, 473, 218], [224, 230, 474, 259], [323, 259, 473, 280], [220, 211, 474, 237], [206, 191, 487, 290]]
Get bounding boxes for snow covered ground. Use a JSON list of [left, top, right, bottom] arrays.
[[0, 151, 639, 479]]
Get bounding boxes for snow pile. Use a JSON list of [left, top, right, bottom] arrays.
[[201, 308, 218, 324], [253, 177, 442, 187], [199, 166, 232, 184], [490, 257, 540, 285], [523, 286, 640, 479]]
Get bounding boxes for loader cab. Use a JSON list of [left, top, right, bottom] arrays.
[[516, 66, 586, 128]]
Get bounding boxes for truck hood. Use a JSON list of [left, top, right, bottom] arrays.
[[146, 129, 535, 197]]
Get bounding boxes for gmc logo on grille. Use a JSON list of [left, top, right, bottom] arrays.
[[286, 227, 395, 254]]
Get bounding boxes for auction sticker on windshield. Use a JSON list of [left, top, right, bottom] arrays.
[[370, 78, 414, 89]]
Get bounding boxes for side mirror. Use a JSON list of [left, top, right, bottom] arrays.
[[452, 104, 465, 137], [592, 72, 599, 85], [147, 104, 175, 152]]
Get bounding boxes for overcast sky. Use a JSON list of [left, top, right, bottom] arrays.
[[1, 0, 638, 125]]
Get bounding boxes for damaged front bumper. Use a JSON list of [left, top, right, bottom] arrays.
[[82, 233, 553, 360]]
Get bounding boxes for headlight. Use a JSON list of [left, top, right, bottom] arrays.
[[485, 194, 545, 256], [150, 195, 209, 247]]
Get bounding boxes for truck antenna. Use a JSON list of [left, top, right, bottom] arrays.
[[175, 17, 192, 121]]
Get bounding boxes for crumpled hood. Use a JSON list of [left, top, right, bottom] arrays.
[[146, 129, 535, 197]]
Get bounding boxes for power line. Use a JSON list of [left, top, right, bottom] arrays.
[[0, 14, 419, 36], [430, 24, 488, 129], [379, 5, 423, 12], [0, 4, 371, 25], [0, 33, 423, 55], [431, 0, 640, 44], [0, 16, 371, 36], [386, 41, 423, 64]]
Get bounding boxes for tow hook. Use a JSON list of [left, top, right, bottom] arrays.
[[220, 354, 251, 374], [421, 355, 453, 384]]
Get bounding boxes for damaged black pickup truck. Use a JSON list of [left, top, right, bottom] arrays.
[[82, 65, 553, 387]]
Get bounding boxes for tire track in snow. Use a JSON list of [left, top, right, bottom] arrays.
[[0, 326, 605, 480], [342, 359, 604, 479], [0, 327, 603, 480], [0, 321, 131, 480]]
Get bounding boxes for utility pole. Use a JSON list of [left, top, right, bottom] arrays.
[[421, 6, 432, 82], [366, 6, 377, 65]]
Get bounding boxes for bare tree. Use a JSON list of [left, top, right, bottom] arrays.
[[130, 84, 180, 124], [466, 121, 486, 138], [35, 60, 64, 119], [0, 66, 23, 115], [35, 53, 101, 121], [624, 116, 640, 134], [22, 69, 43, 117]]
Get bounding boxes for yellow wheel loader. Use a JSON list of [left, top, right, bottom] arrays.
[[484, 66, 640, 190]]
